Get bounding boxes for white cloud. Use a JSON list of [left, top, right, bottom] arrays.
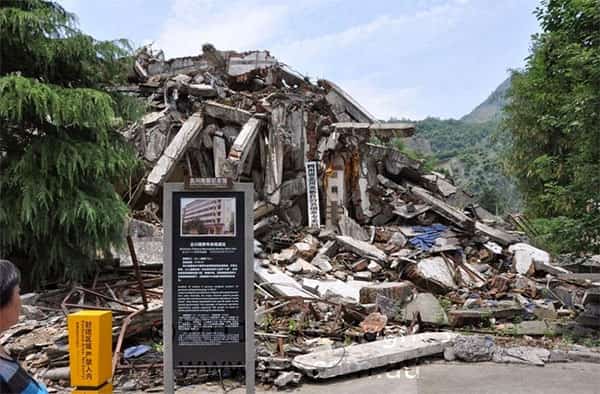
[[155, 0, 290, 58], [273, 0, 468, 68], [339, 76, 423, 120]]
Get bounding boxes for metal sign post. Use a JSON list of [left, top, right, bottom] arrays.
[[305, 161, 321, 228], [163, 181, 254, 393]]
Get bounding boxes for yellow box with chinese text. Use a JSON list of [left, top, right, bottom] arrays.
[[72, 382, 113, 394], [67, 310, 112, 388]]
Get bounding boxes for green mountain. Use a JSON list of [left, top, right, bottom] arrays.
[[402, 77, 522, 214]]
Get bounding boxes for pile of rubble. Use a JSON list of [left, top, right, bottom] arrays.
[[118, 44, 599, 388], [0, 263, 165, 392], [3, 44, 599, 392]]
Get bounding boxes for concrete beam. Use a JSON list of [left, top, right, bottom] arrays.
[[336, 235, 387, 262], [320, 79, 376, 123], [227, 117, 263, 177], [332, 122, 415, 138], [145, 112, 203, 195], [293, 332, 458, 379], [204, 101, 252, 124], [254, 261, 315, 298]]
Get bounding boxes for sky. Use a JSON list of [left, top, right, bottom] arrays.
[[58, 0, 540, 120]]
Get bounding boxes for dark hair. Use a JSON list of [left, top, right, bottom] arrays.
[[0, 259, 20, 308]]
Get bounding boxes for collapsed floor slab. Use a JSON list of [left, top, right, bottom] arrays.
[[292, 332, 458, 379]]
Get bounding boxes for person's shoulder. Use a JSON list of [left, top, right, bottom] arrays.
[[21, 380, 49, 394], [0, 357, 47, 394], [0, 355, 19, 383]]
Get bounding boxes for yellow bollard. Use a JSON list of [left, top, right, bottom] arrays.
[[67, 311, 113, 393]]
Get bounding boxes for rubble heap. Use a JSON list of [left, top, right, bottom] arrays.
[[118, 44, 599, 387], [3, 45, 599, 392]]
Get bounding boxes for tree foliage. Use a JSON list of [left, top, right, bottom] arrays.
[[0, 0, 140, 282], [503, 0, 600, 253]]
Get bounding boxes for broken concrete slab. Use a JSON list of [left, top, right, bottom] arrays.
[[377, 174, 406, 192], [144, 129, 167, 162], [493, 346, 550, 366], [287, 258, 320, 275], [272, 247, 297, 264], [145, 112, 204, 195], [509, 243, 551, 275], [393, 203, 431, 220], [353, 271, 373, 281], [141, 110, 168, 126], [254, 261, 315, 298], [368, 261, 383, 273], [400, 293, 448, 326], [387, 232, 407, 248], [411, 186, 474, 230], [20, 293, 40, 306], [212, 134, 227, 177], [331, 122, 415, 139], [359, 312, 388, 336], [227, 117, 263, 176], [336, 235, 387, 262], [445, 335, 496, 362], [313, 256, 333, 273], [449, 302, 524, 327], [116, 236, 163, 266], [416, 257, 485, 292], [265, 119, 284, 206], [577, 303, 600, 328], [279, 176, 307, 201], [226, 50, 278, 76], [293, 241, 318, 261], [203, 100, 252, 124], [475, 221, 519, 246], [551, 349, 600, 364], [320, 80, 376, 123], [273, 371, 301, 388], [312, 240, 338, 261], [183, 83, 218, 97], [338, 215, 369, 242], [359, 282, 415, 304], [292, 332, 458, 379], [301, 278, 364, 302], [583, 288, 600, 305], [498, 320, 559, 336]]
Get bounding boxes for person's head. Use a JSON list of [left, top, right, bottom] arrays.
[[0, 259, 21, 332]]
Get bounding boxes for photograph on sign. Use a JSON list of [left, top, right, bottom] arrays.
[[180, 197, 236, 237]]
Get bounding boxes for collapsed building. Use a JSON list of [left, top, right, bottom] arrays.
[[3, 44, 599, 392], [123, 44, 507, 239]]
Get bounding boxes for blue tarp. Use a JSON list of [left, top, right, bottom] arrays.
[[409, 224, 448, 250], [124, 344, 151, 359]]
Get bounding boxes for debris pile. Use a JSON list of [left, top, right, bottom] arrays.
[[0, 263, 165, 392], [120, 44, 600, 388], [3, 44, 599, 392]]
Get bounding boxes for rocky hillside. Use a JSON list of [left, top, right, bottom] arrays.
[[460, 77, 511, 123]]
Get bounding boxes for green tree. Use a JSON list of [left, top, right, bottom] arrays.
[[503, 0, 600, 252], [0, 0, 141, 282]]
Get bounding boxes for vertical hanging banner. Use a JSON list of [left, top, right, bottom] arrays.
[[305, 161, 321, 228], [163, 181, 254, 393]]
